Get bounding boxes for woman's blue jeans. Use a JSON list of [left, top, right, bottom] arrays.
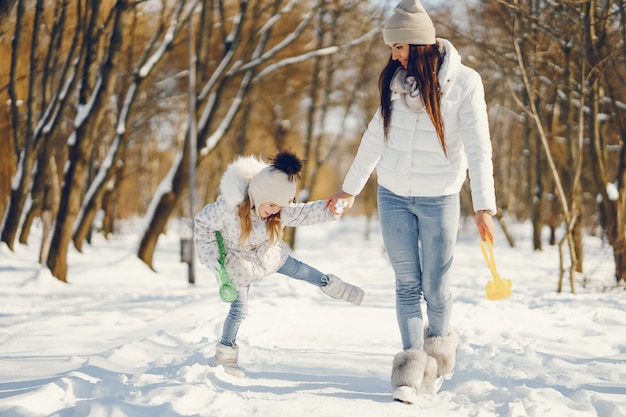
[[220, 255, 326, 346], [377, 185, 459, 350]]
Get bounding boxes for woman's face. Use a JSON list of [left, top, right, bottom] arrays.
[[257, 201, 282, 219], [389, 43, 409, 69]]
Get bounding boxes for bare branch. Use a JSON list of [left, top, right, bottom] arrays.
[[254, 27, 379, 81]]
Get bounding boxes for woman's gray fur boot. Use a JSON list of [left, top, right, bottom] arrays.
[[321, 274, 364, 305], [391, 349, 438, 403], [215, 342, 246, 378], [423, 328, 460, 378]]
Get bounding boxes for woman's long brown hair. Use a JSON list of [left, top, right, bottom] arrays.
[[379, 44, 446, 156], [237, 194, 282, 246]]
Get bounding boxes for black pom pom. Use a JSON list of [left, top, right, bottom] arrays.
[[270, 150, 304, 181]]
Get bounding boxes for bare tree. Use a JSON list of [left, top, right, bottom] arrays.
[[1, 0, 81, 250], [72, 0, 193, 252], [511, 15, 580, 293], [17, 0, 82, 246], [47, 0, 128, 281], [582, 0, 626, 283]]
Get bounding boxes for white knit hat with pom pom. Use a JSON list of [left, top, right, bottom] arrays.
[[248, 150, 303, 216]]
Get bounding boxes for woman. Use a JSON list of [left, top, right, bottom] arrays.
[[327, 0, 496, 403]]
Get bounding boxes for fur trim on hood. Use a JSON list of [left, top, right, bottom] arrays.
[[219, 155, 268, 208]]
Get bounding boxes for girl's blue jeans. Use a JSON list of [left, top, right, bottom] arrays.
[[377, 185, 459, 350], [220, 255, 326, 347]]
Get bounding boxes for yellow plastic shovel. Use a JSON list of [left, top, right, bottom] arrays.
[[480, 238, 512, 301]]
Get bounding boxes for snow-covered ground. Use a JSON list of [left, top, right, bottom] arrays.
[[0, 216, 624, 417]]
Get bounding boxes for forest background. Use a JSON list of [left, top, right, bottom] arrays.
[[0, 0, 624, 290]]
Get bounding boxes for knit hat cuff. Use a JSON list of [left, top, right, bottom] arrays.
[[383, 27, 436, 45], [248, 167, 295, 217]]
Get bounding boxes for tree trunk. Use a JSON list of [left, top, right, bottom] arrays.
[[138, 146, 189, 269], [530, 127, 543, 251], [613, 234, 626, 283], [0, 141, 13, 224], [38, 157, 60, 264], [47, 132, 90, 281], [72, 172, 109, 252], [9, 0, 44, 245], [99, 164, 124, 238], [0, 0, 18, 31], [2, 0, 27, 250], [19, 139, 56, 244], [1, 153, 35, 250]]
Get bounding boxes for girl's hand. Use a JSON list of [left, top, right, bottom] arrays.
[[326, 190, 355, 215]]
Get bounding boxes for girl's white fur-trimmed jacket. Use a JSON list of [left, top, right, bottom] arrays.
[[194, 155, 338, 289]]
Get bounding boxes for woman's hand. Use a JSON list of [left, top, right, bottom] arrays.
[[475, 210, 495, 243], [326, 190, 355, 215]]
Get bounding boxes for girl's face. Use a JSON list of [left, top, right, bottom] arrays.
[[389, 43, 409, 69], [257, 201, 282, 219]]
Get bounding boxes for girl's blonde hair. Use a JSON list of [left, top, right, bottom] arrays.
[[237, 193, 282, 246]]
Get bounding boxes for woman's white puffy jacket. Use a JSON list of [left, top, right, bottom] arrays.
[[194, 156, 337, 289], [342, 38, 497, 214]]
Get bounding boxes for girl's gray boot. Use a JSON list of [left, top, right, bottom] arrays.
[[391, 349, 438, 403], [321, 274, 364, 305], [215, 342, 246, 378]]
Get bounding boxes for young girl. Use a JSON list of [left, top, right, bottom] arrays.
[[194, 150, 364, 378]]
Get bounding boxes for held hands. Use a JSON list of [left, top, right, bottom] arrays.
[[326, 190, 355, 215]]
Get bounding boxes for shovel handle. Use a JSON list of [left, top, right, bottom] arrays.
[[480, 238, 501, 283]]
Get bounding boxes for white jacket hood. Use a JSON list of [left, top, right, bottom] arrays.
[[219, 155, 268, 208]]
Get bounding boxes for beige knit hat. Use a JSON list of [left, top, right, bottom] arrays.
[[383, 0, 436, 46], [247, 151, 303, 217]]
